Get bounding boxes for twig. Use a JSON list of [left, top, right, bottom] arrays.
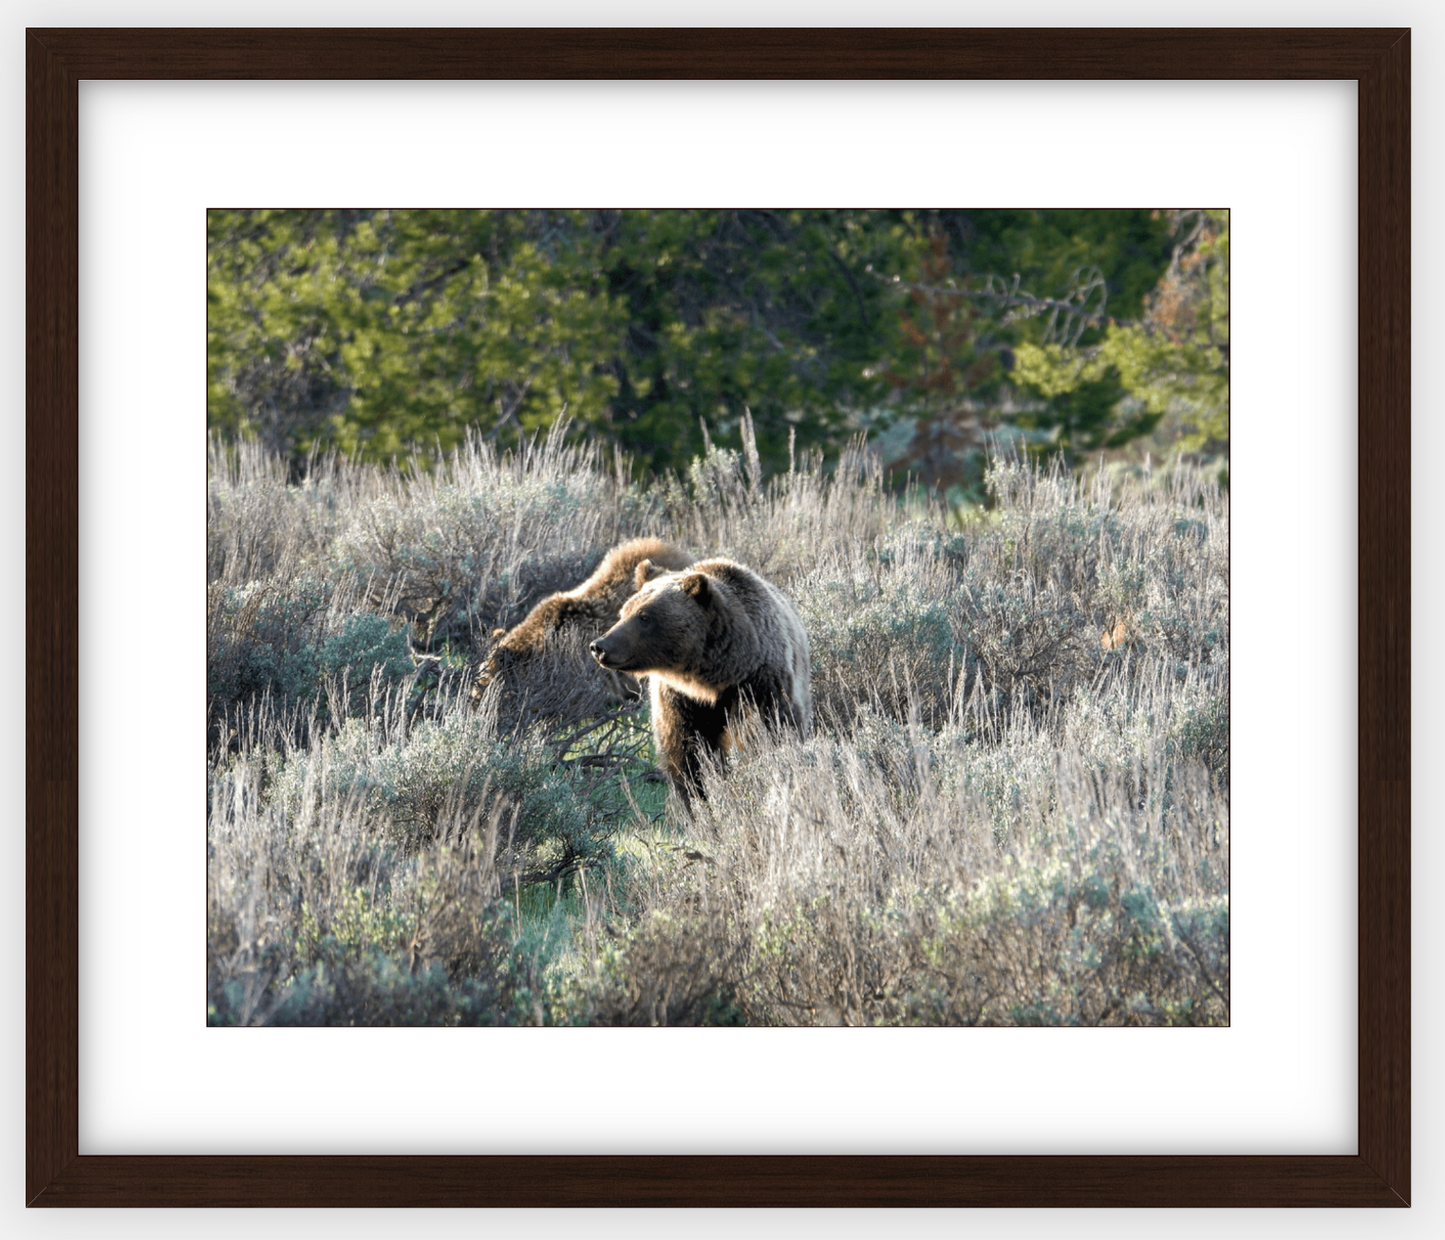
[[867, 265, 1112, 347]]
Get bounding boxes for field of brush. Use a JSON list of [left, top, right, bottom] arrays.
[[207, 425, 1229, 1026]]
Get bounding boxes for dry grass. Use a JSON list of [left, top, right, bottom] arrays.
[[208, 418, 1228, 1026]]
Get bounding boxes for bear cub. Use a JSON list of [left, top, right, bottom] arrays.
[[481, 537, 692, 703], [590, 557, 811, 806]]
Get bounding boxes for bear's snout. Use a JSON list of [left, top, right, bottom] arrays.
[[589, 635, 617, 668], [592, 623, 641, 672]]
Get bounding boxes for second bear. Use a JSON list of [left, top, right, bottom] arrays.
[[481, 537, 692, 704], [589, 557, 812, 805]]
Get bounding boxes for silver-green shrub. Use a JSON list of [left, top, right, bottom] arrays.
[[208, 417, 1228, 1026]]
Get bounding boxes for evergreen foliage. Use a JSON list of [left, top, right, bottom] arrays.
[[208, 209, 1223, 482], [1011, 210, 1229, 462]]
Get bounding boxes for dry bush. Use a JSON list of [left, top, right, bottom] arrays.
[[207, 703, 555, 1027], [326, 425, 644, 650], [596, 696, 1227, 1027], [571, 909, 748, 1026], [658, 411, 895, 584], [208, 416, 1228, 1026], [209, 420, 654, 655]]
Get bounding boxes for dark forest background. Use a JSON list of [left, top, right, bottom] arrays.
[[208, 208, 1228, 503]]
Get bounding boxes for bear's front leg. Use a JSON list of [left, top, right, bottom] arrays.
[[653, 682, 730, 809]]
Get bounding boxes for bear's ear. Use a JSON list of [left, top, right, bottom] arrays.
[[634, 558, 668, 591], [491, 628, 508, 640], [678, 572, 712, 606]]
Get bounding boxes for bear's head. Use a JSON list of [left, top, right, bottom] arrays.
[[590, 570, 712, 676]]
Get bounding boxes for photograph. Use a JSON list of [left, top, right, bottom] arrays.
[[204, 206, 1230, 1028]]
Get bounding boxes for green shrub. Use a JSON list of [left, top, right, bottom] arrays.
[[208, 582, 416, 744], [271, 708, 613, 877]]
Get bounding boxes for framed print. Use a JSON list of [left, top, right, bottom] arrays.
[[27, 29, 1408, 1207]]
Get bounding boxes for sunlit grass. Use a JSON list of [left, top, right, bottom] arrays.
[[208, 423, 1227, 1026]]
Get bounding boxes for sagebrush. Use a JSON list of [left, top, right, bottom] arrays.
[[208, 419, 1228, 1026]]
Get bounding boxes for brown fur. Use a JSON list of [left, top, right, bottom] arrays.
[[479, 538, 692, 700], [590, 558, 811, 806]]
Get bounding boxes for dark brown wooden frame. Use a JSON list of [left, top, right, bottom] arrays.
[[26, 28, 1408, 1208]]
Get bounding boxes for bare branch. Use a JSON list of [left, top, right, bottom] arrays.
[[868, 264, 1112, 346]]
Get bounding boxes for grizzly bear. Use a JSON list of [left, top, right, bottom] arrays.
[[589, 557, 811, 806], [480, 537, 693, 706]]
